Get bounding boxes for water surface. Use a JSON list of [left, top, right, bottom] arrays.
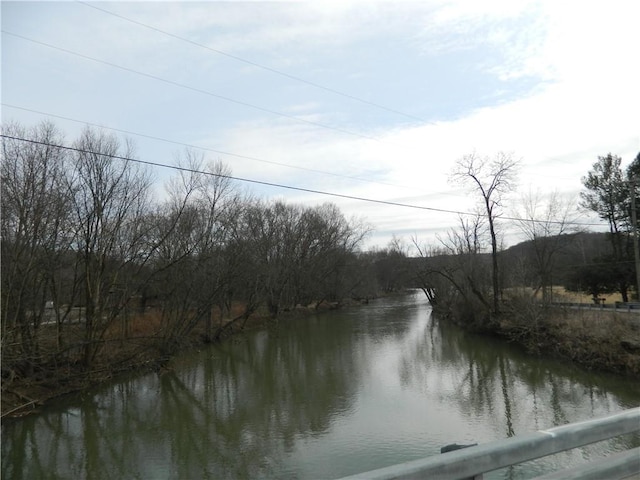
[[2, 291, 639, 479]]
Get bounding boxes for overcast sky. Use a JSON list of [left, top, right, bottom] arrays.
[[2, 1, 639, 250]]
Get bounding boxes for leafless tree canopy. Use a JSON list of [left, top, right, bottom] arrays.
[[1, 121, 371, 383], [513, 190, 581, 302], [450, 151, 519, 315]]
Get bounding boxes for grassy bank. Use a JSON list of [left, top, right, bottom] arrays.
[[497, 302, 640, 376], [430, 287, 640, 377]]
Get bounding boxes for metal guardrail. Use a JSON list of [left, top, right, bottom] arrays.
[[549, 301, 640, 312], [338, 407, 640, 480]]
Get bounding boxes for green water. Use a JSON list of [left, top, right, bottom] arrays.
[[2, 291, 639, 479]]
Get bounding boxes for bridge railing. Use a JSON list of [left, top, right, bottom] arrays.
[[338, 407, 640, 480], [549, 300, 640, 312]]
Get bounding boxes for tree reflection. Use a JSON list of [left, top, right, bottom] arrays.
[[2, 296, 639, 479], [398, 311, 640, 449], [2, 313, 362, 479]]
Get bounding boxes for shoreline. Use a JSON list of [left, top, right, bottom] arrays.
[[1, 312, 271, 419], [1, 300, 362, 420], [434, 302, 640, 378], [5, 295, 638, 420], [497, 307, 640, 377]]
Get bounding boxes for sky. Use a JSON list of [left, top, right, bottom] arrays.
[[2, 0, 639, 251]]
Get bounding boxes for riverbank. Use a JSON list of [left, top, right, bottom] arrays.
[[6, 290, 637, 480], [484, 303, 640, 377], [1, 300, 354, 420], [7, 294, 637, 420], [431, 288, 640, 377]]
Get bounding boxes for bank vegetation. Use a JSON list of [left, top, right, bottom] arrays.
[[408, 151, 640, 377], [2, 122, 406, 417], [3, 122, 639, 417]]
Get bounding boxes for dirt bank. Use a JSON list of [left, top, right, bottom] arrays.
[[0, 299, 362, 420], [1, 312, 266, 419], [496, 305, 640, 376]]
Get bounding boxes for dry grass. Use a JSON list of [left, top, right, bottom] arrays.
[[1, 301, 281, 418], [499, 302, 640, 376], [507, 286, 624, 304], [547, 308, 633, 341], [548, 286, 624, 303]]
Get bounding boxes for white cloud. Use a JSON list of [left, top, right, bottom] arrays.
[[3, 0, 639, 250]]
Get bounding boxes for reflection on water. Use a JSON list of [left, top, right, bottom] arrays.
[[3, 291, 639, 479]]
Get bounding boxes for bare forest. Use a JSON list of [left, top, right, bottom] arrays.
[[3, 122, 639, 416], [1, 122, 381, 414]]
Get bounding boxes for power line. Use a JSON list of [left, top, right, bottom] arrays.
[[2, 30, 383, 143], [2, 103, 466, 200], [0, 133, 470, 216], [0, 133, 604, 228], [77, 0, 428, 124], [2, 29, 467, 203], [0, 103, 401, 190]]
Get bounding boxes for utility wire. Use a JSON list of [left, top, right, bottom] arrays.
[[2, 30, 383, 143], [0, 134, 605, 228], [2, 17, 595, 191], [3, 103, 465, 199], [0, 133, 469, 216], [77, 0, 428, 124]]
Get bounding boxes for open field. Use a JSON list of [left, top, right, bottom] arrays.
[[548, 286, 624, 303], [509, 286, 625, 304]]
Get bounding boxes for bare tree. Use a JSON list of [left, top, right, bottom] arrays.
[[68, 127, 153, 368], [514, 190, 581, 302], [149, 150, 243, 352], [1, 121, 73, 371], [370, 236, 410, 294], [1, 120, 376, 403], [444, 215, 492, 310], [299, 203, 370, 306], [451, 152, 519, 314], [230, 200, 368, 318], [412, 214, 493, 327]]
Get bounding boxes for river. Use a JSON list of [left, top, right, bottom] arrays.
[[2, 291, 639, 479]]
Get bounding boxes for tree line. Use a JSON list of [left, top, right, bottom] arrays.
[[2, 119, 636, 386], [409, 150, 640, 328], [1, 121, 383, 380]]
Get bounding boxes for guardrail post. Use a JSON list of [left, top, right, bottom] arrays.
[[339, 408, 640, 480], [441, 444, 481, 480]]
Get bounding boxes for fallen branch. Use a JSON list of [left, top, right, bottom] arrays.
[[1, 400, 39, 419]]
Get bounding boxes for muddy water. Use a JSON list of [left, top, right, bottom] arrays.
[[2, 291, 639, 479]]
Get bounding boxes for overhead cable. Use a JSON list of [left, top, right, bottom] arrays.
[[77, 0, 428, 124], [0, 134, 604, 228], [2, 30, 383, 143], [2, 103, 455, 196]]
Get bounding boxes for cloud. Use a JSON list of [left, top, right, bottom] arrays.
[[4, 0, 638, 250]]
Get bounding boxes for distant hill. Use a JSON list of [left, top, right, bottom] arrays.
[[406, 232, 614, 287], [500, 232, 612, 285]]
